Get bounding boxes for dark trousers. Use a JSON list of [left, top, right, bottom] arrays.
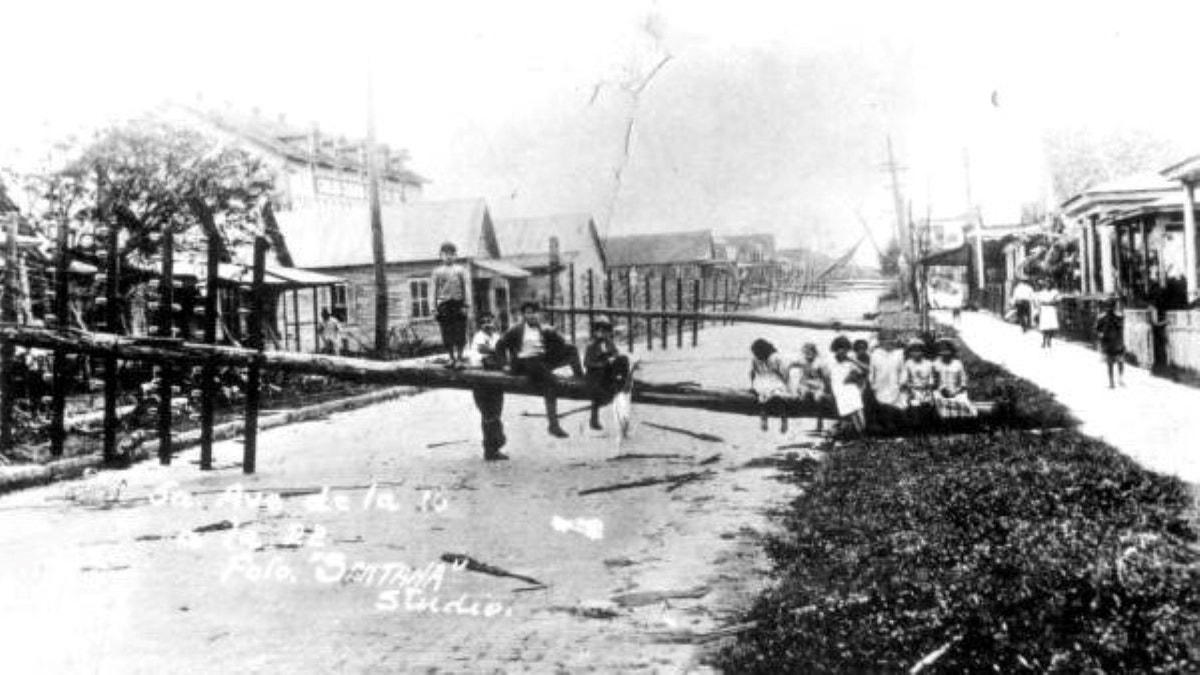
[[587, 354, 631, 418], [514, 346, 583, 423], [1015, 300, 1031, 332], [436, 299, 467, 350], [472, 387, 506, 456]]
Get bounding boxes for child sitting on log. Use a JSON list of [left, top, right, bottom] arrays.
[[584, 317, 631, 431], [750, 338, 794, 433], [901, 338, 936, 428], [790, 342, 831, 432], [827, 335, 866, 435], [931, 338, 976, 419]]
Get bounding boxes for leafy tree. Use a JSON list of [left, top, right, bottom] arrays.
[[35, 118, 276, 264], [1043, 126, 1183, 203]]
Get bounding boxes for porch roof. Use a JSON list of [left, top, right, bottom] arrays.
[[472, 258, 530, 279]]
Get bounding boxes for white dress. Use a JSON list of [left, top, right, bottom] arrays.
[[827, 358, 864, 417], [1036, 289, 1060, 332]]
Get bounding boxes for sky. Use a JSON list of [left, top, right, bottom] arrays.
[[4, 0, 1200, 266]]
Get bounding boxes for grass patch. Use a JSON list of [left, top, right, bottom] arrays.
[[714, 310, 1198, 673], [711, 432, 1200, 673]]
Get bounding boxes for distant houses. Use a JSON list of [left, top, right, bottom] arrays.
[[493, 213, 607, 309], [603, 229, 727, 281]]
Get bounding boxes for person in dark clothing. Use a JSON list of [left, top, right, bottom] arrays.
[[1094, 299, 1126, 388], [584, 317, 630, 430], [469, 312, 507, 461], [495, 301, 584, 438]]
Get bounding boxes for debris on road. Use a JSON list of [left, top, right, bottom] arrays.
[[641, 422, 725, 443], [610, 585, 711, 608], [440, 553, 548, 588], [578, 470, 716, 496]]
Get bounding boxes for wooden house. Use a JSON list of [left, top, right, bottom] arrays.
[[493, 213, 607, 308], [275, 198, 528, 351], [603, 229, 725, 282]]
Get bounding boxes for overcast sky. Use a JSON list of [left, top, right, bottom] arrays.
[[4, 0, 1200, 264]]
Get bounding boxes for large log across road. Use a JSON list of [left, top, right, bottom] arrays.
[[0, 324, 1002, 420], [540, 306, 879, 332]]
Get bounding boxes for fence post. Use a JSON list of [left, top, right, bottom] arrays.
[[625, 268, 634, 353], [0, 215, 18, 455], [243, 237, 268, 475], [199, 229, 220, 470], [660, 274, 668, 350], [644, 272, 653, 351], [102, 211, 120, 465], [605, 270, 613, 313], [722, 275, 730, 325], [676, 276, 684, 348], [157, 228, 174, 465], [548, 237, 559, 327], [50, 213, 70, 457], [691, 278, 699, 347], [568, 263, 576, 345], [586, 268, 595, 336]]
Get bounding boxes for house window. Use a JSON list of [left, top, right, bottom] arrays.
[[331, 284, 349, 322], [410, 279, 431, 318]]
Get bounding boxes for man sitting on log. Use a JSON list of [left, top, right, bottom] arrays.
[[496, 300, 584, 438]]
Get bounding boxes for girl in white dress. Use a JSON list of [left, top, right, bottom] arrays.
[[1034, 281, 1060, 349], [827, 336, 866, 435], [750, 338, 795, 433]]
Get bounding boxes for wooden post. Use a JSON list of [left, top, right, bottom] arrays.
[[676, 276, 684, 348], [605, 270, 613, 313], [49, 212, 70, 457], [157, 228, 174, 465], [1182, 181, 1198, 303], [548, 237, 559, 327], [709, 275, 718, 326], [644, 272, 652, 351], [722, 275, 730, 325], [291, 290, 301, 352], [660, 273, 668, 350], [568, 263, 576, 344], [102, 210, 120, 465], [199, 230, 220, 470], [691, 278, 699, 347], [311, 287, 320, 352], [1141, 218, 1152, 296], [243, 237, 268, 475], [586, 268, 595, 335], [0, 215, 18, 454], [625, 268, 634, 353]]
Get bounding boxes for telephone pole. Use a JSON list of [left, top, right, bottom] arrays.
[[366, 65, 389, 355], [964, 148, 985, 292], [884, 136, 916, 306]]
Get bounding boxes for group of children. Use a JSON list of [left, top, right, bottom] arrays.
[[749, 333, 976, 436]]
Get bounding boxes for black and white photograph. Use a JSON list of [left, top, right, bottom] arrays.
[[1, 1, 1199, 672]]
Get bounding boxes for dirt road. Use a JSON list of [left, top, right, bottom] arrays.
[[0, 292, 878, 674]]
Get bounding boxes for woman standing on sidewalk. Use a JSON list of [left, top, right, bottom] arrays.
[[1034, 280, 1060, 349]]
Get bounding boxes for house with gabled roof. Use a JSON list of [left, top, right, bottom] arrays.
[[493, 213, 607, 308], [274, 198, 528, 351], [603, 229, 724, 280]]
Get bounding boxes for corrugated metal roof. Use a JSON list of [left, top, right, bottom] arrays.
[[603, 230, 715, 267], [274, 199, 497, 268]]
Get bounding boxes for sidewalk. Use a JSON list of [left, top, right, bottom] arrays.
[[945, 310, 1200, 485]]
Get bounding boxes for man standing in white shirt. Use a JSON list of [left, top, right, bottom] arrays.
[[468, 312, 507, 461]]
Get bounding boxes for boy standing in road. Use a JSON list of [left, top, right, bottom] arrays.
[[468, 312, 507, 461], [1095, 299, 1126, 388]]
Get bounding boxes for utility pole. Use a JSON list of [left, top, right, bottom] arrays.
[[366, 65, 389, 355], [885, 136, 916, 306]]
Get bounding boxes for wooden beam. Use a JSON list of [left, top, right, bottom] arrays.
[[157, 228, 173, 465], [0, 324, 1001, 420], [543, 306, 879, 332]]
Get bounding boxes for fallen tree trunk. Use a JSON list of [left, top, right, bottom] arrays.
[[540, 306, 879, 332], [0, 325, 1004, 420]]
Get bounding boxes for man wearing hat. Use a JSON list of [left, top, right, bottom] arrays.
[[496, 300, 584, 437], [584, 316, 631, 430]]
